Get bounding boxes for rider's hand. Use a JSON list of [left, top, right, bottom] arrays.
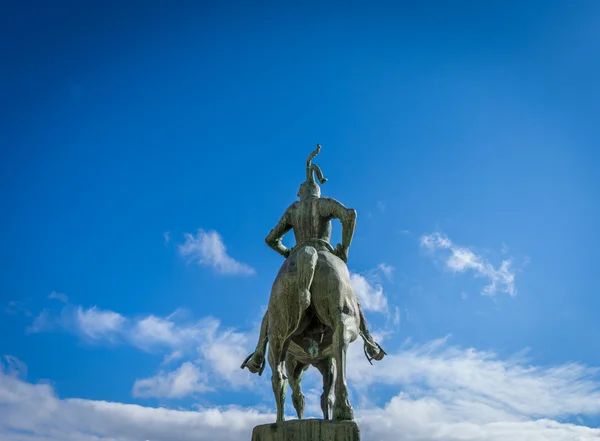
[[335, 244, 348, 263]]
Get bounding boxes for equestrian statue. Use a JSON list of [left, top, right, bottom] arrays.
[[241, 144, 385, 423]]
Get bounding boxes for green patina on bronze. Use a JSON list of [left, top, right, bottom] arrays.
[[241, 145, 386, 423]]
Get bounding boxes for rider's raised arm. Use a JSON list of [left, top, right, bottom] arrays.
[[318, 198, 357, 254], [265, 204, 295, 258]]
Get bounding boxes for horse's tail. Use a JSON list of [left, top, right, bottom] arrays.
[[295, 245, 318, 326]]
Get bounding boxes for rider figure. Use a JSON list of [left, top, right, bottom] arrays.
[[242, 145, 385, 375]]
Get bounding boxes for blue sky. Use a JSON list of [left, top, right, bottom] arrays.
[[1, 1, 600, 440]]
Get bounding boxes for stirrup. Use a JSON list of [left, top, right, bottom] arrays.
[[240, 352, 266, 376], [363, 341, 387, 365]]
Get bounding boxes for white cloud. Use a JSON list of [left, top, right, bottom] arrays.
[[126, 314, 254, 388], [132, 362, 210, 399], [26, 305, 127, 341], [127, 315, 255, 392], [347, 336, 600, 421], [162, 351, 184, 366], [196, 318, 253, 387], [18, 301, 600, 439], [377, 200, 386, 212], [350, 272, 388, 313], [26, 309, 52, 334], [24, 302, 255, 394], [163, 231, 171, 245], [421, 232, 517, 297], [179, 229, 255, 276], [0, 355, 27, 378], [4, 300, 32, 316], [2, 350, 600, 441], [48, 291, 68, 303], [76, 306, 126, 340], [378, 263, 395, 281], [0, 363, 272, 441], [129, 315, 191, 349], [358, 400, 600, 441]]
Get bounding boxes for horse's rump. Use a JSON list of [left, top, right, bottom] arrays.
[[310, 251, 359, 325], [268, 248, 360, 345]]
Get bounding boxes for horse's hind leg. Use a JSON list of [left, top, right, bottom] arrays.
[[331, 323, 354, 421], [316, 357, 334, 420], [268, 337, 288, 423], [325, 291, 359, 422], [285, 355, 307, 419]]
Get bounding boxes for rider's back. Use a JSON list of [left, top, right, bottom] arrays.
[[288, 198, 333, 246]]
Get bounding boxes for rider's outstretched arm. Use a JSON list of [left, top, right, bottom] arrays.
[[318, 198, 357, 258], [265, 206, 294, 258]]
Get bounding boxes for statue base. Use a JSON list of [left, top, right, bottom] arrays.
[[251, 419, 360, 441]]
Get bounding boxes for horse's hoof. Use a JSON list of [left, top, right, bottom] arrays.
[[333, 406, 354, 421]]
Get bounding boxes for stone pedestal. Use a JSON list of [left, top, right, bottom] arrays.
[[251, 419, 360, 441]]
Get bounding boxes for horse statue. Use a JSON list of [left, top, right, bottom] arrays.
[[241, 145, 385, 423]]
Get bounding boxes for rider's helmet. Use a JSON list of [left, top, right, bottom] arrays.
[[298, 144, 327, 199]]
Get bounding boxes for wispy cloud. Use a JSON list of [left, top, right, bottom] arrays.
[[196, 317, 253, 387], [132, 362, 211, 399], [162, 351, 184, 366], [24, 302, 256, 395], [48, 291, 68, 303], [4, 301, 32, 317], [0, 360, 272, 441], [163, 231, 171, 245], [348, 264, 399, 318], [179, 229, 255, 276], [75, 306, 126, 340], [129, 314, 195, 350], [392, 307, 401, 326], [0, 355, 27, 378], [378, 263, 395, 281], [26, 309, 52, 334], [350, 272, 388, 312], [420, 232, 517, 296], [26, 305, 126, 341], [347, 336, 600, 420]]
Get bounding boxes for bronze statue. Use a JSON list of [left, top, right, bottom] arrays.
[[241, 145, 385, 422]]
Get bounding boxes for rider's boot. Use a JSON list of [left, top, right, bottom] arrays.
[[241, 312, 268, 375], [358, 304, 386, 362]]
